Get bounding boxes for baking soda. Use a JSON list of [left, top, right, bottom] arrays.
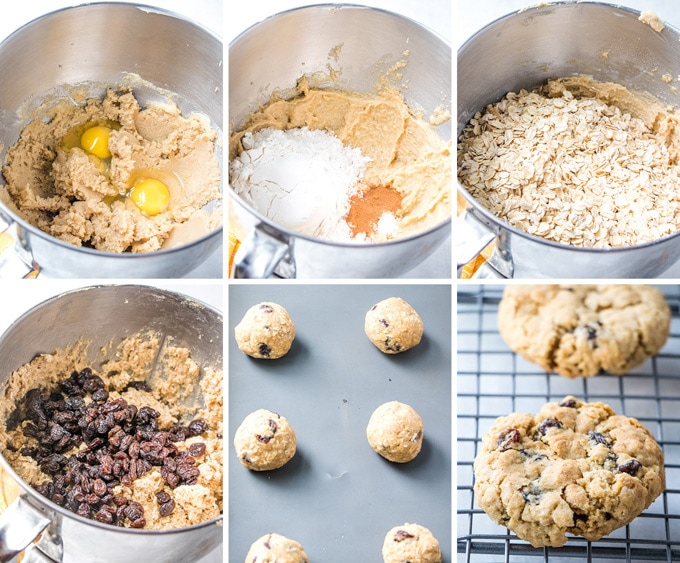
[[230, 127, 370, 241]]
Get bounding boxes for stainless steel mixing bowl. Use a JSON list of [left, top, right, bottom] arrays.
[[229, 4, 451, 278], [0, 285, 223, 562], [458, 1, 680, 278], [0, 3, 223, 278]]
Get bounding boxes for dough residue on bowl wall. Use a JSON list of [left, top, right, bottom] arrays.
[[1, 78, 222, 253]]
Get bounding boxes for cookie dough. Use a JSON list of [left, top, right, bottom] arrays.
[[498, 285, 670, 377], [1, 85, 221, 253], [367, 401, 424, 463], [230, 76, 451, 243], [365, 297, 424, 354], [473, 396, 665, 547], [382, 523, 442, 563], [234, 409, 296, 471], [0, 333, 223, 531], [234, 302, 296, 359], [245, 533, 309, 563]]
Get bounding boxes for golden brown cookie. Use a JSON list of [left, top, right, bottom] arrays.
[[473, 396, 665, 547], [498, 285, 670, 377]]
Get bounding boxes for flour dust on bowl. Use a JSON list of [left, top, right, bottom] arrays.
[[0, 286, 223, 562], [0, 3, 223, 278], [457, 2, 680, 278], [229, 4, 451, 278]]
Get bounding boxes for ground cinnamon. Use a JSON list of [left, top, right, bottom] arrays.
[[346, 184, 403, 238]]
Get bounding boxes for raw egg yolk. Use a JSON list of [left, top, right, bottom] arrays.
[[129, 178, 170, 216], [80, 126, 112, 159]]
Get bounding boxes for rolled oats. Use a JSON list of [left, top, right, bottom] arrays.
[[457, 77, 680, 248]]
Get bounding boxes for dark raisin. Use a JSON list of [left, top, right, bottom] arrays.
[[94, 508, 114, 524], [188, 442, 206, 457], [538, 418, 562, 435], [259, 304, 274, 313], [188, 419, 207, 436], [559, 398, 578, 408], [258, 343, 272, 357], [588, 431, 610, 447], [394, 530, 415, 542], [83, 376, 105, 393], [497, 428, 520, 451], [156, 491, 172, 504], [617, 459, 642, 476], [521, 484, 542, 504], [91, 389, 109, 403], [379, 319, 389, 328], [159, 499, 175, 517]]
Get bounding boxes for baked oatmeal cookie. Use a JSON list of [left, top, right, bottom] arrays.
[[473, 396, 665, 547], [365, 297, 423, 354], [234, 302, 296, 360], [498, 285, 670, 377]]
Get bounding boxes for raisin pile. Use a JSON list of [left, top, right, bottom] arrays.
[[10, 368, 208, 528]]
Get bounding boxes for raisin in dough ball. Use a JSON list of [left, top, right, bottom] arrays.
[[382, 523, 442, 563], [367, 401, 424, 463], [235, 302, 295, 359], [234, 409, 296, 471], [365, 297, 423, 354], [245, 533, 309, 563]]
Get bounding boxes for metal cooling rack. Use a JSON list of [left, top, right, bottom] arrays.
[[457, 285, 680, 562]]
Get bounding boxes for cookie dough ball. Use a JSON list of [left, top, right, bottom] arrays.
[[235, 302, 295, 359], [365, 297, 423, 354], [245, 533, 309, 563], [473, 396, 666, 547], [367, 401, 424, 463], [498, 285, 671, 377], [234, 409, 296, 471], [382, 523, 442, 563]]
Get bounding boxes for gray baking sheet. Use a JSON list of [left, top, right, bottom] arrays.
[[228, 284, 452, 562]]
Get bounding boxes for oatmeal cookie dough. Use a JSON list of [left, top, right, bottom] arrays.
[[234, 302, 296, 360], [367, 401, 424, 463], [230, 76, 450, 242], [0, 334, 223, 531], [382, 523, 442, 563], [498, 285, 670, 378], [245, 533, 309, 563], [1, 86, 221, 253], [458, 75, 680, 248], [365, 297, 423, 354], [234, 409, 297, 471], [473, 396, 665, 547]]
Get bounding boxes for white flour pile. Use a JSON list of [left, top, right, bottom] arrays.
[[229, 127, 370, 240]]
